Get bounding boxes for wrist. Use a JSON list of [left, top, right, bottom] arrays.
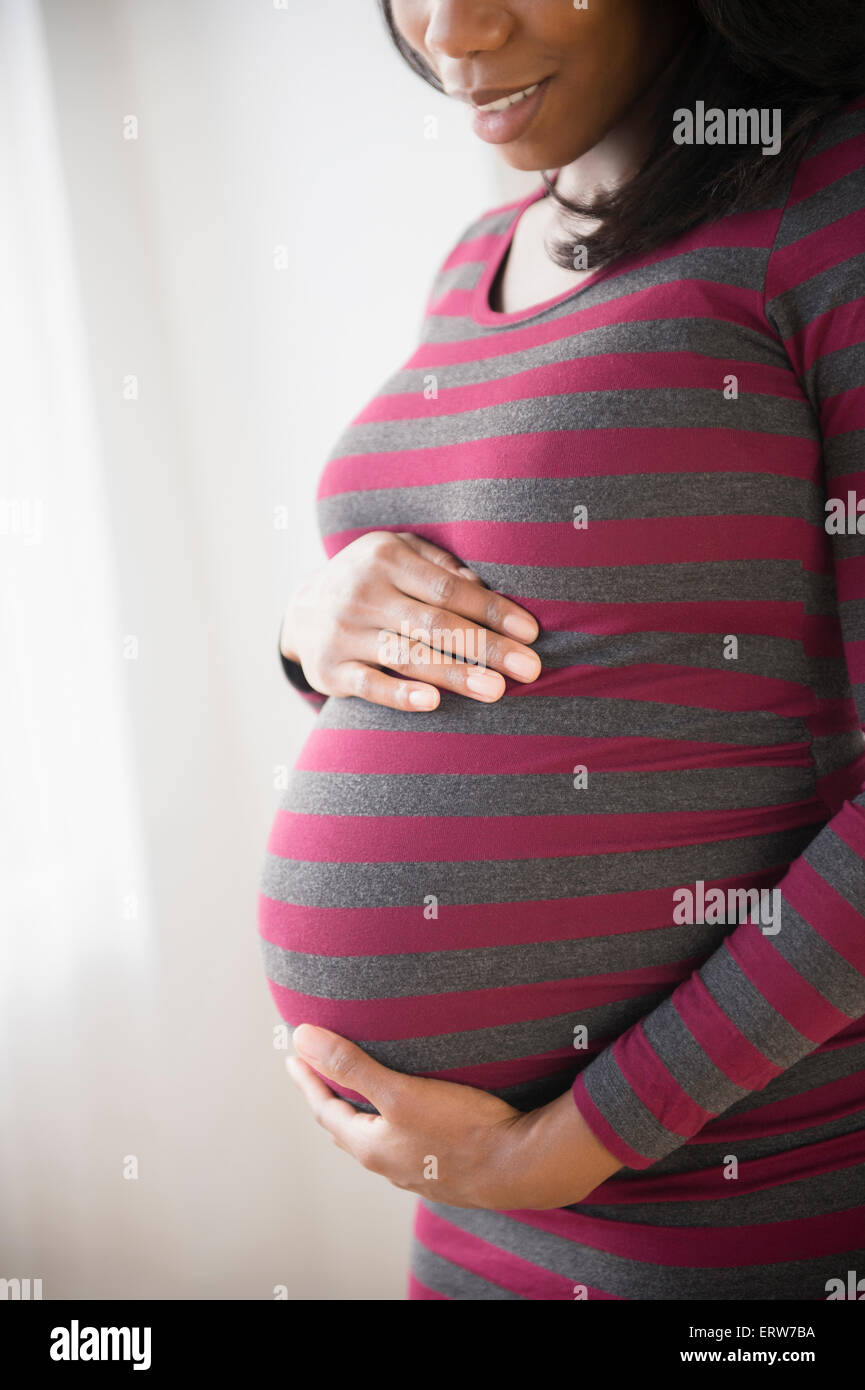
[[496, 1091, 623, 1210]]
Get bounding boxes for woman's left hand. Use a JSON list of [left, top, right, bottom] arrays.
[[287, 1023, 621, 1210]]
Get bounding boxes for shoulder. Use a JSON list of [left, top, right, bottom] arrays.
[[430, 186, 541, 276], [763, 95, 865, 409], [769, 94, 865, 259], [422, 186, 541, 314], [764, 95, 865, 318]]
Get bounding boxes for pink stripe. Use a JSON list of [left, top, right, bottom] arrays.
[[836, 552, 865, 601], [831, 794, 865, 857], [508, 1201, 865, 1266], [326, 514, 822, 569], [259, 868, 784, 954], [592, 1125, 865, 1204], [571, 1073, 652, 1169], [767, 206, 865, 300], [791, 131, 865, 204], [782, 850, 865, 975], [266, 800, 824, 864], [726, 919, 848, 1041], [407, 1273, 449, 1300], [672, 971, 782, 1090], [697, 1070, 865, 1145], [506, 662, 814, 716], [414, 1203, 610, 1300], [612, 1023, 713, 1137], [266, 965, 687, 1039], [515, 598, 805, 640], [317, 429, 818, 498], [294, 728, 813, 777], [353, 354, 802, 425], [816, 751, 865, 818], [804, 697, 861, 738]]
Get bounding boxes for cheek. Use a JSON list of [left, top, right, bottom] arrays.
[[388, 0, 431, 56]]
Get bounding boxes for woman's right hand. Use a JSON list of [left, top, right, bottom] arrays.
[[279, 530, 542, 711]]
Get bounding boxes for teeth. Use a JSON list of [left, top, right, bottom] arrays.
[[477, 83, 539, 113]]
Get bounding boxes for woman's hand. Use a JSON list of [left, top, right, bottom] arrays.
[[280, 531, 541, 710], [287, 1025, 622, 1210]]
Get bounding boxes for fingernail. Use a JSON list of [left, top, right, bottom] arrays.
[[502, 613, 538, 641], [503, 651, 540, 680], [408, 688, 438, 709], [466, 670, 504, 698]]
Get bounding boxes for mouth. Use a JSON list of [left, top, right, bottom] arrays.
[[466, 76, 552, 145]]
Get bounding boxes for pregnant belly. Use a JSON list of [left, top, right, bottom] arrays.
[[257, 692, 823, 1111]]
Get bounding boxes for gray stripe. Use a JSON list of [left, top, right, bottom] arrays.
[[582, 1159, 865, 1227], [385, 317, 799, 394], [580, 1045, 682, 1157], [261, 922, 722, 1001], [642, 1000, 751, 1114], [810, 728, 865, 779], [811, 339, 865, 398], [805, 821, 865, 916], [767, 253, 865, 344], [806, 105, 865, 157], [423, 245, 771, 343], [460, 558, 809, 604], [769, 896, 865, 1018], [771, 163, 865, 250], [260, 826, 818, 909], [315, 689, 812, 745], [416, 1202, 865, 1299], [411, 1243, 524, 1300], [539, 632, 811, 686], [838, 599, 865, 643], [700, 946, 811, 1067], [313, 996, 673, 1083], [332, 388, 816, 457], [280, 764, 818, 819], [824, 429, 865, 480], [318, 471, 822, 531]]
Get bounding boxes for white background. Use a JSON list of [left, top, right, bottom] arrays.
[[0, 0, 535, 1298]]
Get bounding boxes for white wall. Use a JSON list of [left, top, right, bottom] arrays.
[[0, 0, 534, 1299]]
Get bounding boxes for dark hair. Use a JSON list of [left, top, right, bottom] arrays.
[[377, 0, 865, 270]]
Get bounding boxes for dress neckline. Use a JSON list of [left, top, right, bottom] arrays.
[[470, 177, 619, 329]]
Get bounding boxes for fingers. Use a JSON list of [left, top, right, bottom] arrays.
[[292, 1026, 408, 1117], [367, 628, 508, 702], [286, 1056, 383, 1162], [335, 661, 441, 711], [390, 546, 539, 646], [371, 602, 541, 690], [396, 532, 485, 585]]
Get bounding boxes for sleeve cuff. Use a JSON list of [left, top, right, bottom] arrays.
[[571, 1063, 666, 1172], [278, 644, 327, 711]]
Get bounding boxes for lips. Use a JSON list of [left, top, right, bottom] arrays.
[[466, 80, 547, 109], [468, 76, 552, 145]]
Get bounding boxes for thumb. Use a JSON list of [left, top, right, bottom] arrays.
[[292, 1024, 404, 1111]]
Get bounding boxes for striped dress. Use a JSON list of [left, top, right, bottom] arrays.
[[260, 93, 865, 1300]]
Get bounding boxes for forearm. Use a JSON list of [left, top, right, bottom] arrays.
[[500, 1089, 624, 1210]]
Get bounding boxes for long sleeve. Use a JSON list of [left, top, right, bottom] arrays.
[[572, 103, 865, 1170]]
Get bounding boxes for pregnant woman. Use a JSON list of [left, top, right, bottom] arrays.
[[259, 0, 865, 1300]]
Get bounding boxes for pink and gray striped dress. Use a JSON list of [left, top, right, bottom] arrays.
[[260, 93, 865, 1300]]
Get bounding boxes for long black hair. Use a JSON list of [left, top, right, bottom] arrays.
[[377, 0, 865, 269]]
